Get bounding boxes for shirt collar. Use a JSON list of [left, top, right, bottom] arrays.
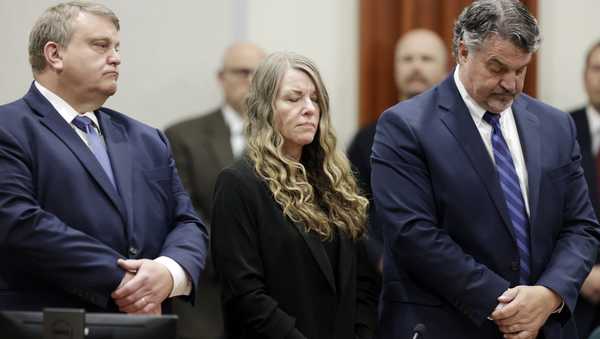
[[221, 104, 244, 135], [586, 104, 600, 134], [34, 81, 100, 127]]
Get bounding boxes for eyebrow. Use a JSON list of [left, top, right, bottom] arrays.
[[488, 56, 528, 70]]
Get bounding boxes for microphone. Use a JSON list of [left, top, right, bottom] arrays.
[[411, 323, 426, 339]]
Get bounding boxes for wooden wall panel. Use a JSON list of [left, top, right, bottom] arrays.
[[359, 0, 538, 126]]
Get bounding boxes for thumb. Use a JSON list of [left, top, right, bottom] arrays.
[[118, 258, 143, 272], [498, 287, 518, 303]]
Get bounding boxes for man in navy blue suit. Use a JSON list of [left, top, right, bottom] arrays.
[[0, 2, 207, 314], [372, 1, 600, 338]]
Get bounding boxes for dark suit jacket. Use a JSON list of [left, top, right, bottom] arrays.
[[165, 109, 233, 339], [165, 109, 234, 222], [347, 123, 383, 268], [0, 84, 207, 312], [571, 107, 600, 337], [372, 74, 600, 339], [212, 159, 379, 339]]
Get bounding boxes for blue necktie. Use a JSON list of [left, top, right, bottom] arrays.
[[483, 112, 530, 284], [72, 115, 116, 188]]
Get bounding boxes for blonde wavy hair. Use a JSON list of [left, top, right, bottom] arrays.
[[245, 52, 368, 240]]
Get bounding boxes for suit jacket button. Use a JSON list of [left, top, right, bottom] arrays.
[[511, 261, 519, 271], [128, 246, 138, 257]]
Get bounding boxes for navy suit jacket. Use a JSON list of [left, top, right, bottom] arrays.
[[0, 84, 207, 311], [372, 74, 600, 339]]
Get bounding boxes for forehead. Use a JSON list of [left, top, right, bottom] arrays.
[[223, 45, 265, 68], [396, 32, 444, 57], [588, 46, 600, 65], [279, 68, 316, 91], [474, 35, 532, 67], [70, 12, 119, 39]]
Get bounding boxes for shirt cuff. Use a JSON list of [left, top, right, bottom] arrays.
[[154, 256, 192, 297], [552, 299, 565, 314]]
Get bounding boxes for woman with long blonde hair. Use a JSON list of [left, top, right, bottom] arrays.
[[211, 52, 379, 339]]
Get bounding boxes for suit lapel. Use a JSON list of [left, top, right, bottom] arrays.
[[437, 75, 515, 238], [97, 110, 133, 229], [291, 221, 337, 293], [24, 84, 127, 224], [512, 97, 541, 226]]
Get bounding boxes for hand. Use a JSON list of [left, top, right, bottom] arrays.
[[581, 265, 600, 303], [111, 259, 173, 314], [491, 286, 561, 339]]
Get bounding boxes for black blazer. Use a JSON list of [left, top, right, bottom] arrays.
[[211, 158, 379, 339], [571, 107, 600, 337]]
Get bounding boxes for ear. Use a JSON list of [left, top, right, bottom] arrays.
[[457, 41, 469, 65], [43, 41, 64, 71]]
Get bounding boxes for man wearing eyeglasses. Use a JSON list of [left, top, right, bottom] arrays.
[[164, 42, 265, 339]]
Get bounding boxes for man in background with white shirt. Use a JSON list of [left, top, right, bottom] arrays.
[[0, 1, 207, 317], [165, 42, 265, 339], [571, 40, 600, 338]]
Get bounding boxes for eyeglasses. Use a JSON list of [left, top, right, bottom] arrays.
[[223, 68, 256, 79]]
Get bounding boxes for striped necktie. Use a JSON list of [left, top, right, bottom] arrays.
[[483, 111, 530, 284], [72, 115, 116, 188]]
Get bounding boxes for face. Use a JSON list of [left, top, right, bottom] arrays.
[[458, 35, 532, 113], [585, 46, 600, 111], [274, 68, 321, 160], [58, 12, 121, 103], [395, 31, 447, 99], [219, 44, 266, 114]]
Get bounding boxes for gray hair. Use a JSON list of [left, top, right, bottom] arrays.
[[452, 0, 541, 57], [29, 1, 120, 73]]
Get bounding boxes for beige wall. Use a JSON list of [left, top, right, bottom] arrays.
[[0, 0, 359, 148], [1, 1, 599, 147], [538, 0, 600, 112]]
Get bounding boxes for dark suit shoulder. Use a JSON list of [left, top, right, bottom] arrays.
[[0, 98, 39, 127], [517, 94, 570, 120], [164, 109, 223, 136], [378, 86, 440, 131], [219, 158, 264, 190], [570, 107, 587, 116], [97, 106, 157, 132]]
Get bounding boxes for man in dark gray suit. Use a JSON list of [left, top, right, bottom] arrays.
[[165, 42, 265, 339]]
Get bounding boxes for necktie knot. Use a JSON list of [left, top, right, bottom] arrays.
[[72, 115, 95, 133], [483, 111, 501, 131]]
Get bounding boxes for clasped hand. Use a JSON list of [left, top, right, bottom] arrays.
[[490, 285, 561, 339], [111, 258, 174, 315]]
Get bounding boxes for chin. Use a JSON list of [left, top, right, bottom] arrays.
[[102, 84, 118, 97]]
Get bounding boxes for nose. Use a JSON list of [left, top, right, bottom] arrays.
[[500, 72, 517, 93], [108, 48, 121, 66], [303, 97, 317, 115]]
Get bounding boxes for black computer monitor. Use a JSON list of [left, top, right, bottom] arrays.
[[0, 309, 177, 339]]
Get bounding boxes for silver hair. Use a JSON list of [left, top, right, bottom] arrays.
[[29, 1, 119, 73], [452, 0, 541, 57]]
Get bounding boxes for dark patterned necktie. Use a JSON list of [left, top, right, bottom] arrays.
[[483, 111, 530, 284]]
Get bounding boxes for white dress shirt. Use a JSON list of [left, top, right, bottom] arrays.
[[222, 104, 246, 158], [586, 105, 600, 156], [34, 81, 191, 297], [453, 67, 530, 215]]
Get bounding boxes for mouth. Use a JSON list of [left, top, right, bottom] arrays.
[[104, 71, 119, 78], [298, 122, 316, 129]]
